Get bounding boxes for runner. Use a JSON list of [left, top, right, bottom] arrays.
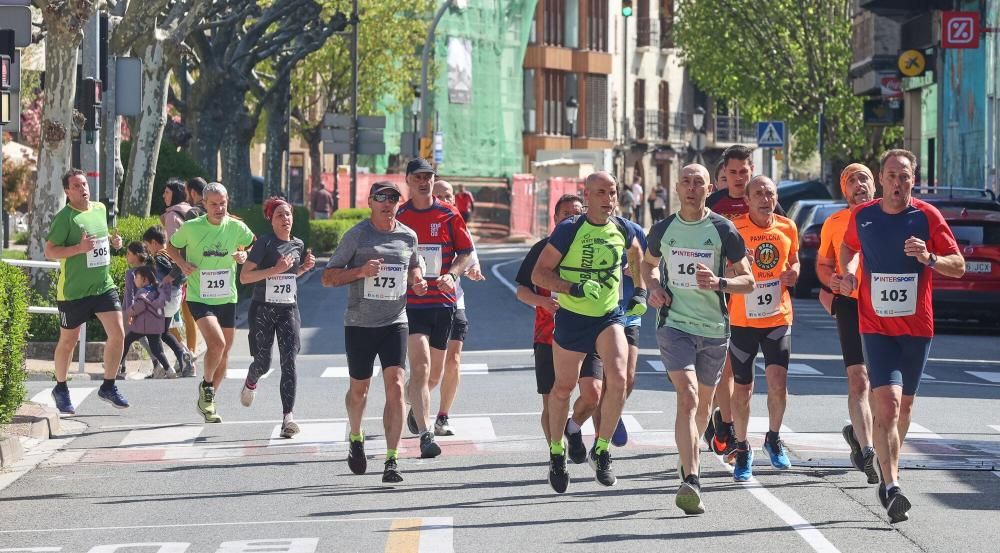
[[429, 180, 486, 436], [323, 181, 426, 482], [714, 161, 728, 192], [836, 149, 965, 523], [641, 163, 754, 514], [515, 194, 604, 465], [816, 163, 879, 484], [168, 183, 255, 423], [726, 176, 800, 481], [238, 197, 315, 438], [396, 158, 476, 458], [531, 171, 647, 493], [704, 145, 786, 460], [454, 184, 475, 223], [44, 169, 130, 413]]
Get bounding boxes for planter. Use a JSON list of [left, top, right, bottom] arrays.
[[25, 342, 147, 363]]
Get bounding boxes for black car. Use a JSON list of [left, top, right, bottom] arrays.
[[776, 179, 832, 213], [913, 187, 1000, 212], [790, 200, 846, 298]]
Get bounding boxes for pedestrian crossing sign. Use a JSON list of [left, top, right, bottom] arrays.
[[756, 121, 785, 148]]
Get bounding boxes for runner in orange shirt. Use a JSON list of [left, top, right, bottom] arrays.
[[727, 175, 800, 481], [816, 163, 879, 484]]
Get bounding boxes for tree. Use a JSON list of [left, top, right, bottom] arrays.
[[673, 0, 900, 172], [28, 0, 96, 269], [290, 0, 432, 194]]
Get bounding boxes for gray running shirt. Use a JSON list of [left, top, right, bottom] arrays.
[[326, 219, 421, 327]]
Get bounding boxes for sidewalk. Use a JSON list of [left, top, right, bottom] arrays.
[[0, 402, 61, 469]]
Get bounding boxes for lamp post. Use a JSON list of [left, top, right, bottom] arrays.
[[692, 105, 706, 164], [411, 84, 421, 159], [566, 96, 579, 149]]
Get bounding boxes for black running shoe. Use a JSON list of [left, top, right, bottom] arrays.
[[419, 431, 441, 458], [406, 407, 419, 435], [382, 458, 403, 483], [548, 450, 570, 493], [842, 424, 864, 472], [588, 445, 616, 487], [877, 482, 889, 509], [703, 407, 718, 449], [676, 474, 705, 515], [862, 447, 879, 485], [347, 439, 367, 475], [886, 487, 911, 523], [564, 420, 587, 464]]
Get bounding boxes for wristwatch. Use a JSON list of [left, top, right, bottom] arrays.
[[927, 253, 937, 269], [719, 278, 728, 290]]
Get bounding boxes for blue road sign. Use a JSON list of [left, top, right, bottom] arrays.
[[756, 121, 785, 148]]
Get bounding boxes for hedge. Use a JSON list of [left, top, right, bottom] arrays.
[[230, 205, 311, 249], [0, 261, 29, 425], [120, 139, 207, 216], [332, 208, 372, 220], [310, 218, 365, 254]]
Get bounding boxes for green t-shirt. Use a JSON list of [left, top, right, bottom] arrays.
[[46, 202, 115, 301], [547, 215, 634, 317], [647, 211, 747, 339], [170, 215, 255, 305]]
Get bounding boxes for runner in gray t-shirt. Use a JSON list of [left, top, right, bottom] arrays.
[[322, 181, 427, 483]]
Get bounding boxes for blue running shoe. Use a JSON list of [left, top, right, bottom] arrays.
[[51, 386, 75, 415], [611, 417, 628, 447], [97, 385, 130, 409], [763, 438, 791, 469], [733, 443, 753, 482]]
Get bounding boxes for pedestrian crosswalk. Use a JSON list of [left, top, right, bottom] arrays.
[[30, 387, 96, 410]]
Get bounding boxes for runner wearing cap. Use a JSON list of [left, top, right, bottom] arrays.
[[836, 149, 965, 523], [817, 163, 879, 484], [396, 159, 476, 459], [324, 181, 426, 482], [238, 197, 315, 439]]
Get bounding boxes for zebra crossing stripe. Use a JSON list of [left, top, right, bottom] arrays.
[[30, 387, 97, 411], [461, 363, 489, 375], [966, 371, 1000, 383], [748, 417, 792, 434], [119, 426, 203, 448], [385, 517, 455, 553], [322, 366, 379, 378], [226, 368, 273, 380], [646, 360, 666, 372], [579, 414, 644, 436], [755, 363, 821, 375], [435, 417, 496, 441], [907, 422, 943, 440], [268, 422, 347, 447]]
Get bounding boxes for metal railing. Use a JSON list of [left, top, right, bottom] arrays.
[[2, 258, 87, 374], [636, 110, 693, 142], [714, 114, 757, 144], [636, 18, 659, 48], [660, 18, 675, 49]]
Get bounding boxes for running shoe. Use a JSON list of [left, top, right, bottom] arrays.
[[733, 442, 754, 482], [564, 420, 587, 464], [161, 366, 178, 379], [181, 351, 195, 377], [197, 384, 221, 423], [240, 381, 256, 407], [862, 447, 879, 485], [611, 417, 628, 447], [347, 439, 367, 475], [382, 458, 403, 483], [763, 438, 791, 470], [842, 424, 864, 472], [406, 407, 419, 435], [588, 445, 616, 487], [721, 435, 739, 465], [51, 386, 75, 415], [886, 487, 911, 523], [703, 407, 718, 450], [280, 420, 300, 438], [676, 474, 705, 515], [97, 384, 130, 409], [116, 364, 127, 381], [548, 450, 570, 493], [434, 414, 455, 436], [877, 483, 889, 508], [419, 431, 441, 458]]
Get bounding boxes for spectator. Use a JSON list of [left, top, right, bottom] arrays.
[[311, 185, 335, 220], [715, 161, 729, 192], [185, 177, 207, 221], [160, 178, 191, 240], [619, 186, 636, 220], [652, 183, 668, 222], [455, 184, 475, 222], [631, 176, 644, 225]]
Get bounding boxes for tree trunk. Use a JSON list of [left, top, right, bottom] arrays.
[[219, 114, 255, 208], [264, 74, 290, 199], [29, 1, 94, 287], [123, 40, 171, 217]]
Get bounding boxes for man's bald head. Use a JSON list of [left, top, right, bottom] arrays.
[[433, 180, 454, 203], [746, 175, 775, 196], [585, 170, 617, 190], [681, 164, 710, 183]]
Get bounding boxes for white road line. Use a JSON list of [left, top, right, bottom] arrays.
[[268, 422, 346, 447], [436, 417, 496, 441], [907, 422, 943, 440], [226, 368, 273, 380], [581, 414, 644, 436], [921, 372, 936, 380], [30, 387, 96, 411], [119, 426, 202, 448], [461, 363, 489, 374], [322, 366, 380, 378], [0, 517, 417, 534], [647, 359, 666, 372], [489, 258, 525, 298], [418, 517, 454, 553], [756, 363, 822, 375], [748, 417, 792, 434], [966, 371, 1000, 383]]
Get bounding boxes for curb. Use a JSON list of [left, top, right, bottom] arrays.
[[0, 403, 62, 469]]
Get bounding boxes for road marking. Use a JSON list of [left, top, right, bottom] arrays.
[[119, 426, 202, 448], [647, 360, 666, 372], [907, 422, 943, 440], [436, 417, 495, 441], [322, 366, 379, 378], [386, 518, 421, 552], [489, 258, 525, 298], [581, 414, 644, 436], [461, 363, 489, 375], [417, 517, 454, 553], [966, 371, 1000, 383], [0, 517, 423, 534], [226, 368, 273, 380], [921, 372, 936, 380], [268, 422, 346, 447], [756, 362, 821, 375], [30, 387, 96, 411], [748, 417, 792, 434]]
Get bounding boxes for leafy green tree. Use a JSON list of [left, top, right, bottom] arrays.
[[674, 0, 900, 173]]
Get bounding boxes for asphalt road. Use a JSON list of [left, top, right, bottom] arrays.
[[2, 244, 999, 552]]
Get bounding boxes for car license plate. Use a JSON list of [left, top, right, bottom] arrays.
[[967, 261, 992, 274]]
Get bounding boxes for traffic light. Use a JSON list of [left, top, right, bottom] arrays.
[[81, 77, 102, 131], [0, 30, 14, 126], [622, 0, 633, 17]]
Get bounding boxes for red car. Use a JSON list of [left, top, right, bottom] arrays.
[[933, 207, 1000, 326]]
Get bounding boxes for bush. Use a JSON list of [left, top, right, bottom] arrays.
[[114, 215, 162, 250], [120, 140, 207, 216], [24, 256, 127, 343], [310, 218, 365, 253], [13, 230, 28, 245], [332, 208, 372, 220], [0, 262, 29, 424], [2, 250, 26, 260], [230, 205, 312, 249]]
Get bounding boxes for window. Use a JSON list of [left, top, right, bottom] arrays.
[[660, 0, 674, 48], [543, 70, 567, 135], [659, 81, 669, 135], [586, 74, 608, 138], [634, 79, 646, 138], [524, 69, 536, 133], [586, 0, 608, 51], [544, 0, 566, 46]]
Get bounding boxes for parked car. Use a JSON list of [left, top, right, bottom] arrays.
[[777, 179, 832, 212], [791, 200, 846, 298], [787, 199, 837, 233], [931, 207, 1000, 325], [914, 187, 1000, 212]]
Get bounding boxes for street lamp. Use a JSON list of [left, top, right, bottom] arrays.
[[411, 84, 421, 159], [566, 96, 579, 149], [692, 105, 706, 164]]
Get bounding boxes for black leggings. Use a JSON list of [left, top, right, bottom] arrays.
[[160, 317, 186, 363], [247, 302, 301, 414], [123, 332, 172, 371]]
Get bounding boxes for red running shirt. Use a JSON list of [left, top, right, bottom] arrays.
[[396, 200, 475, 308]]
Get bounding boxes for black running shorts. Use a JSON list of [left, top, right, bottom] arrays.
[[57, 289, 121, 330], [406, 306, 454, 350], [728, 325, 791, 385], [533, 343, 604, 395], [345, 324, 408, 380]]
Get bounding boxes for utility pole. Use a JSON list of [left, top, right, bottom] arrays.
[[100, 11, 119, 227], [80, 15, 101, 209], [349, 0, 359, 208], [621, 5, 630, 186], [419, 0, 455, 152]]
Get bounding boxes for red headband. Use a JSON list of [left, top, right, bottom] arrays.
[[263, 197, 291, 220]]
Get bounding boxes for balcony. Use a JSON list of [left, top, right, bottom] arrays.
[[635, 110, 691, 143], [636, 18, 659, 49], [859, 0, 952, 21], [713, 115, 756, 145], [660, 18, 674, 49]]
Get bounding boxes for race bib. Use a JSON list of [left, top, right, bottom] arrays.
[[199, 269, 232, 299], [87, 237, 111, 268], [364, 263, 406, 300], [747, 279, 782, 319], [870, 272, 917, 317], [668, 247, 715, 289], [417, 245, 443, 277], [266, 273, 297, 304]]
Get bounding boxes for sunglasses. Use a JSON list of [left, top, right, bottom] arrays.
[[372, 192, 401, 203]]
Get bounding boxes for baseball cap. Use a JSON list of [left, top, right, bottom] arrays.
[[369, 181, 401, 197], [406, 158, 435, 175]]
